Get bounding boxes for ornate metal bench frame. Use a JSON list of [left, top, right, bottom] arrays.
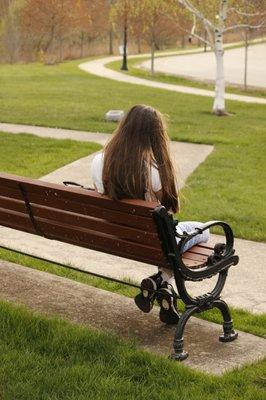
[[153, 206, 239, 360]]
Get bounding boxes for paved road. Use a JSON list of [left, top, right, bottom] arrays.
[[139, 43, 266, 89]]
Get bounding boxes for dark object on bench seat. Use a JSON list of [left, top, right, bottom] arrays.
[[0, 172, 239, 361]]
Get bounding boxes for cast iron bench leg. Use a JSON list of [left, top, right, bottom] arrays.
[[213, 299, 238, 342], [170, 305, 199, 361]]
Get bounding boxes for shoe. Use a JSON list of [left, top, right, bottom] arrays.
[[156, 283, 180, 325], [134, 272, 163, 313], [206, 243, 226, 266]]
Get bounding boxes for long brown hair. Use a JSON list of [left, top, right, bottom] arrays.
[[102, 105, 179, 213]]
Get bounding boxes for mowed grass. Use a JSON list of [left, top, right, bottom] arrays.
[[0, 139, 265, 400], [0, 131, 101, 178], [0, 300, 265, 400], [0, 61, 265, 241]]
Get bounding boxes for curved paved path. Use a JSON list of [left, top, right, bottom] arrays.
[[140, 43, 266, 89], [79, 56, 266, 105]]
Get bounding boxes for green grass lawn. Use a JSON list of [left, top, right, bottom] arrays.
[[0, 132, 101, 178], [0, 132, 265, 398], [0, 300, 265, 400]]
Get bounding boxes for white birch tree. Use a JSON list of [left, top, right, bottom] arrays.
[[172, 0, 265, 115]]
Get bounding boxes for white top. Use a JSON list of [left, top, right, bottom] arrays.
[[91, 152, 162, 201]]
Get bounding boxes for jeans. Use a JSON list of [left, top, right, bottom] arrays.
[[176, 221, 210, 253]]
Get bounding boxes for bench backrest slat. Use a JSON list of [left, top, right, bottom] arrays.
[[0, 173, 214, 271], [0, 181, 157, 232], [0, 174, 158, 217], [0, 196, 160, 247], [0, 207, 166, 267], [0, 173, 168, 267]]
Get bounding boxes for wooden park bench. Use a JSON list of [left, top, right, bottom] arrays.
[[0, 172, 239, 360]]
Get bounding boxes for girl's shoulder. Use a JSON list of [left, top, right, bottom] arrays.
[[93, 151, 104, 161], [91, 152, 104, 175], [92, 151, 104, 165]]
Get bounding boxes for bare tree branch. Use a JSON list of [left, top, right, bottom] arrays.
[[177, 0, 214, 30], [161, 8, 213, 47], [227, 7, 266, 17], [191, 13, 196, 35], [202, 19, 214, 46], [190, 30, 213, 47], [178, 22, 213, 47], [224, 21, 266, 32]]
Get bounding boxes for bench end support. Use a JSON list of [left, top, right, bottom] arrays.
[[170, 338, 189, 361], [219, 319, 238, 342], [219, 330, 238, 342]]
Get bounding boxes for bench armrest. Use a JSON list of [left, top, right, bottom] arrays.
[[175, 220, 235, 258], [173, 220, 238, 281]]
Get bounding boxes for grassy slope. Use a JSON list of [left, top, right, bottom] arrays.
[[0, 61, 265, 240], [0, 300, 265, 400]]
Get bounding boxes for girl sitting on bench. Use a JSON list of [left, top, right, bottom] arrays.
[[91, 104, 209, 324]]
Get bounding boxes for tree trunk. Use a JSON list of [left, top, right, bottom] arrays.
[[80, 32, 84, 58], [137, 36, 141, 54], [204, 30, 207, 52], [181, 34, 185, 48], [121, 12, 128, 70], [109, 26, 113, 55], [244, 28, 248, 90], [151, 40, 155, 75], [213, 30, 226, 115], [59, 37, 63, 62]]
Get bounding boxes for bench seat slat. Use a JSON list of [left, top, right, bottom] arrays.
[[182, 252, 208, 263], [0, 208, 168, 267], [196, 244, 215, 251], [181, 257, 205, 268], [0, 196, 160, 247], [186, 245, 213, 256]]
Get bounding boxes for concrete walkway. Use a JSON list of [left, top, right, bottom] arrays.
[[0, 123, 265, 314], [139, 43, 266, 89], [79, 56, 266, 105], [0, 123, 108, 146], [0, 260, 265, 375]]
